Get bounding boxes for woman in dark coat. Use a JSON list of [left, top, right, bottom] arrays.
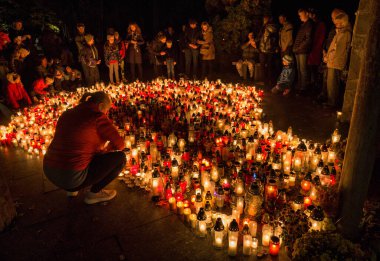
[[126, 23, 144, 81]]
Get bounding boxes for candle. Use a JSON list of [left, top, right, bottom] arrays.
[[262, 227, 272, 247], [292, 195, 304, 211], [197, 208, 207, 237], [249, 221, 257, 237], [252, 237, 258, 250], [304, 196, 312, 208], [213, 218, 225, 249], [243, 235, 252, 256], [190, 214, 197, 229], [176, 201, 184, 215], [184, 208, 191, 223], [168, 197, 176, 211], [269, 236, 280, 256], [236, 197, 244, 215], [228, 236, 238, 256]]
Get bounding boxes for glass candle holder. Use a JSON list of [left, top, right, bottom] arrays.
[[213, 217, 225, 249], [269, 236, 280, 256], [243, 235, 253, 256], [228, 236, 238, 256]]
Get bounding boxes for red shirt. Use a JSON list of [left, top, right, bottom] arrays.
[[33, 78, 49, 95], [7, 82, 32, 109], [44, 102, 125, 171]]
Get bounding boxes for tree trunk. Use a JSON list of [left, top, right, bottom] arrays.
[[0, 171, 16, 231], [338, 0, 380, 240]]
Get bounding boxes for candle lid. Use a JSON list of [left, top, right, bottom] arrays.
[[229, 219, 239, 232], [241, 224, 250, 235], [270, 235, 280, 244], [195, 193, 202, 202], [295, 195, 304, 204], [297, 141, 307, 151], [321, 165, 330, 176], [249, 182, 260, 195], [205, 201, 211, 211], [311, 206, 325, 221], [312, 175, 321, 185], [214, 218, 224, 231], [303, 172, 312, 181], [197, 208, 207, 221]]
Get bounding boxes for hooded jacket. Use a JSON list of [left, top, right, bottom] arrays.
[[198, 26, 215, 60], [258, 23, 279, 54]]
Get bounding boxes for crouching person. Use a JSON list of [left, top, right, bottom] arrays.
[[43, 91, 126, 204], [271, 55, 295, 96], [6, 73, 32, 109], [32, 75, 54, 101]]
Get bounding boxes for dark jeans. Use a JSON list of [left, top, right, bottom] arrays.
[[259, 52, 276, 87], [295, 54, 309, 91], [129, 63, 143, 81], [166, 59, 175, 79], [327, 68, 342, 107], [184, 48, 199, 78], [68, 151, 126, 193], [201, 60, 213, 80]]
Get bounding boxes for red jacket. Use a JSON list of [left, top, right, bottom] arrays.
[[33, 78, 49, 95], [44, 102, 125, 171], [7, 82, 32, 109], [308, 21, 326, 66]]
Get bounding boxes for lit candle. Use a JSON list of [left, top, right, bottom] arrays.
[[184, 208, 191, 223], [262, 227, 272, 247], [197, 208, 207, 238], [249, 221, 257, 237], [189, 214, 197, 229], [310, 206, 325, 231], [236, 197, 244, 215], [252, 237, 258, 250], [213, 218, 225, 249], [269, 236, 280, 256], [294, 157, 302, 172], [228, 236, 238, 256], [304, 196, 312, 208], [176, 201, 184, 215], [168, 197, 176, 211], [292, 195, 304, 211], [243, 235, 252, 256]]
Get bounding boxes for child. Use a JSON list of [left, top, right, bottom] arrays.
[[32, 75, 54, 101], [271, 55, 295, 96], [164, 39, 176, 80], [6, 73, 32, 109]]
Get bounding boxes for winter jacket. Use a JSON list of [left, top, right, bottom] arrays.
[[44, 101, 125, 171], [80, 44, 99, 68], [33, 78, 49, 95], [115, 38, 126, 60], [126, 33, 144, 64], [6, 81, 32, 109], [326, 25, 352, 70], [104, 41, 120, 65], [279, 22, 293, 53], [198, 27, 215, 60], [183, 26, 201, 50], [150, 39, 167, 65], [308, 20, 326, 66], [164, 46, 177, 61], [277, 65, 295, 87], [258, 23, 279, 54], [241, 42, 258, 61], [293, 19, 314, 54], [75, 33, 86, 57]]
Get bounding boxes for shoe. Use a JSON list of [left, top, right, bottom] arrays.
[[283, 89, 291, 96], [84, 189, 117, 205], [271, 86, 282, 94], [67, 191, 79, 197]]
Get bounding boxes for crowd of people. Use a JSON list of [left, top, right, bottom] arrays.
[[0, 7, 352, 113]]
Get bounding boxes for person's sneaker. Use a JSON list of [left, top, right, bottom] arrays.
[[67, 191, 79, 197], [84, 189, 117, 205], [271, 86, 282, 94], [283, 89, 291, 96]]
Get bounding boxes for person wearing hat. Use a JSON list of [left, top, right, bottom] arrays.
[[80, 34, 101, 86], [271, 54, 295, 96]]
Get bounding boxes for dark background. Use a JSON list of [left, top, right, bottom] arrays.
[[36, 0, 359, 40]]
